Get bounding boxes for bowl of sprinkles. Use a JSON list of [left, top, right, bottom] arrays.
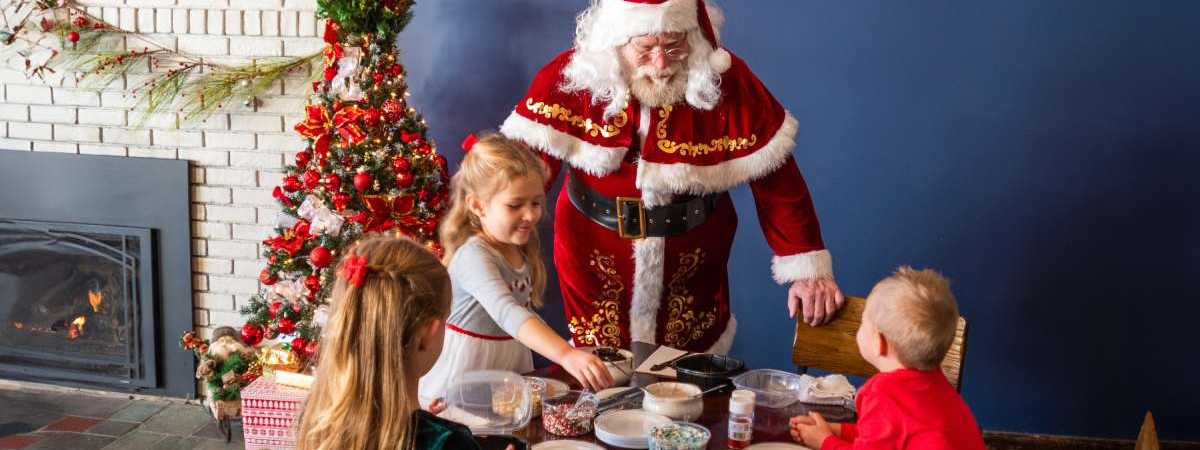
[[541, 390, 598, 437], [648, 422, 711, 450]]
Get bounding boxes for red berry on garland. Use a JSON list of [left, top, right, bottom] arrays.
[[332, 192, 351, 211], [305, 275, 321, 293], [353, 172, 372, 191], [67, 31, 80, 43], [302, 169, 321, 190], [389, 64, 403, 77], [381, 99, 403, 122], [394, 171, 414, 189], [391, 157, 411, 173], [73, 16, 87, 27], [269, 301, 284, 318], [276, 317, 296, 335], [322, 173, 341, 191], [259, 268, 278, 285], [240, 323, 264, 346], [363, 108, 380, 127], [310, 246, 332, 268], [40, 18, 54, 32], [295, 150, 312, 168], [282, 175, 302, 192]]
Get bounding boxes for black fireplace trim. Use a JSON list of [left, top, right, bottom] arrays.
[[0, 150, 193, 398]]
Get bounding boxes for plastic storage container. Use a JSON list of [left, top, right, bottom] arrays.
[[731, 368, 804, 409], [442, 370, 533, 450], [672, 354, 745, 391]]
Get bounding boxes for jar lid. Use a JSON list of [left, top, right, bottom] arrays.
[[730, 394, 755, 414], [441, 370, 532, 434]]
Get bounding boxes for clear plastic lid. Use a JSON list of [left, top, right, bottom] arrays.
[[441, 370, 532, 434]]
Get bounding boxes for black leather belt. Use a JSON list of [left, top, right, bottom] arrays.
[[567, 175, 720, 239]]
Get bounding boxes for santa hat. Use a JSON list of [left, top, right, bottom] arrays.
[[582, 0, 732, 73]]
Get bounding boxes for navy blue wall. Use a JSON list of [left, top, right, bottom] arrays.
[[399, 0, 1200, 440]]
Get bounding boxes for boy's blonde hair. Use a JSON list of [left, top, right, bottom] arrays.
[[439, 132, 550, 307], [865, 266, 959, 371], [296, 236, 451, 450]]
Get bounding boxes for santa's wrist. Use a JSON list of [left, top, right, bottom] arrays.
[[771, 249, 834, 284]]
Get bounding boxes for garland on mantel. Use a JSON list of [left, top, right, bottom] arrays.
[[1, 0, 321, 125]]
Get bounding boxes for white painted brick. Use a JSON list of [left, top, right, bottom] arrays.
[[190, 167, 206, 185], [209, 275, 261, 295], [192, 238, 207, 256], [153, 129, 204, 147], [225, 10, 242, 35], [53, 88, 102, 106], [232, 224, 273, 241], [193, 257, 233, 275], [230, 114, 282, 133], [128, 146, 176, 159], [243, 10, 261, 35], [230, 151, 282, 169], [208, 310, 242, 327], [261, 11, 280, 36], [0, 104, 29, 121], [101, 91, 137, 108], [179, 0, 227, 7], [193, 309, 210, 327], [193, 113, 230, 130], [78, 0, 126, 6], [256, 132, 304, 151], [205, 167, 257, 186], [233, 259, 261, 277], [103, 8, 120, 27], [33, 141, 79, 153], [282, 0, 314, 10], [258, 171, 284, 188], [136, 8, 156, 33], [173, 8, 189, 33], [229, 37, 282, 57], [55, 125, 102, 141], [193, 221, 231, 239], [280, 76, 313, 95], [178, 35, 229, 56], [79, 144, 128, 156], [130, 0, 175, 6], [178, 148, 229, 166], [192, 186, 232, 204], [30, 106, 77, 124], [7, 85, 53, 105], [206, 205, 256, 223], [207, 240, 258, 259], [0, 138, 32, 150], [206, 8, 224, 34], [232, 187, 277, 206], [78, 108, 127, 126], [205, 131, 256, 149], [9, 123, 52, 140], [283, 39, 323, 57], [120, 8, 137, 31], [315, 18, 327, 37], [234, 295, 257, 310], [298, 11, 315, 37], [104, 128, 152, 145], [137, 112, 179, 129], [257, 96, 308, 114], [195, 292, 234, 309], [189, 9, 206, 34], [0, 69, 30, 84], [279, 11, 298, 36], [155, 7, 172, 32], [256, 206, 282, 225], [86, 6, 102, 18]]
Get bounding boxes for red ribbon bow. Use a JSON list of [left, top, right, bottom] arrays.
[[295, 104, 367, 156], [360, 194, 419, 233], [461, 133, 478, 153], [337, 254, 368, 288]]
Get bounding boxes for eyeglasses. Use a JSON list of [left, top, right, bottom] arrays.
[[631, 42, 689, 64]]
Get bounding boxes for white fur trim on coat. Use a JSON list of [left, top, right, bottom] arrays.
[[586, 0, 701, 49], [637, 111, 799, 195], [706, 314, 737, 355], [771, 249, 834, 284], [500, 112, 627, 177], [630, 236, 666, 344]]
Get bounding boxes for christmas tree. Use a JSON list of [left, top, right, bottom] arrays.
[[235, 0, 449, 364]]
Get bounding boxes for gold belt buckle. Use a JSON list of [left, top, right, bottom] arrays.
[[615, 197, 646, 240]]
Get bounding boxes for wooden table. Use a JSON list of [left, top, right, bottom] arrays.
[[516, 342, 854, 449]]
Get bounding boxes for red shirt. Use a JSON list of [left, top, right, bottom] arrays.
[[821, 369, 985, 450]]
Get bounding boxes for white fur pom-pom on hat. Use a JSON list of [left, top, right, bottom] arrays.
[[709, 47, 732, 73]]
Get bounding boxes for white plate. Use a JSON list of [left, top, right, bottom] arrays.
[[594, 409, 672, 449], [745, 443, 812, 450], [531, 440, 605, 450]]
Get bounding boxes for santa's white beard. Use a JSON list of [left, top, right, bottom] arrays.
[[626, 63, 688, 107]]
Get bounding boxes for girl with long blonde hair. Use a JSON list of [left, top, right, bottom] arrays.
[[296, 236, 489, 450], [419, 133, 612, 406]]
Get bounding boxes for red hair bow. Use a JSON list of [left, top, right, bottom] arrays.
[[337, 254, 368, 288], [461, 133, 478, 153]]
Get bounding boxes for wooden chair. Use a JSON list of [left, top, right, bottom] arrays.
[[792, 296, 969, 391], [1136, 411, 1160, 450]]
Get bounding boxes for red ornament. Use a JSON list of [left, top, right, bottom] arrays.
[[292, 302, 304, 314], [282, 175, 302, 192], [332, 192, 351, 211], [391, 157, 411, 173], [341, 156, 355, 170], [276, 317, 296, 335], [400, 131, 421, 144], [295, 150, 312, 167], [416, 143, 433, 155], [372, 72, 384, 85], [291, 337, 307, 355], [394, 171, 414, 189], [272, 186, 295, 208], [240, 323, 264, 346], [305, 274, 321, 291], [348, 211, 369, 224], [381, 99, 403, 122], [363, 108, 380, 127], [268, 253, 279, 265], [313, 145, 330, 168], [73, 16, 87, 27], [259, 269, 278, 286], [322, 173, 342, 191], [310, 246, 332, 268], [389, 64, 403, 77], [40, 18, 54, 32], [67, 31, 80, 43], [268, 301, 284, 318], [304, 340, 319, 356], [353, 172, 372, 191], [323, 66, 337, 82], [302, 170, 321, 190]]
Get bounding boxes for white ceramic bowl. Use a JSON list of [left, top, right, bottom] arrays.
[[641, 382, 703, 421], [585, 347, 635, 386]]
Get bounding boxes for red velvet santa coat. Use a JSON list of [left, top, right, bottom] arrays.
[[501, 49, 831, 353]]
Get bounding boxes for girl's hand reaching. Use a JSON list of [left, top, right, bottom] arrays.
[[558, 348, 614, 391]]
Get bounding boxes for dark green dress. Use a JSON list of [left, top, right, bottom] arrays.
[[412, 410, 484, 450]]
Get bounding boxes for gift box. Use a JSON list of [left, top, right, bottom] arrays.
[[241, 375, 310, 450]]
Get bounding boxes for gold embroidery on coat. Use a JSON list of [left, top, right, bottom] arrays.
[[663, 248, 717, 348], [525, 98, 629, 138], [568, 250, 624, 347], [654, 105, 759, 157]]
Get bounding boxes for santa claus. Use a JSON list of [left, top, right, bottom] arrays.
[[501, 0, 844, 354]]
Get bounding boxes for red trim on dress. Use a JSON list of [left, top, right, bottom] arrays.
[[446, 323, 513, 341]]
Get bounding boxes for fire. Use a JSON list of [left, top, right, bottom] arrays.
[[88, 290, 103, 313], [68, 316, 87, 339]]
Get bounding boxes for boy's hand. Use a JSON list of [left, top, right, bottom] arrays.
[[791, 412, 837, 448], [559, 348, 614, 391], [789, 277, 845, 326], [425, 398, 447, 415]]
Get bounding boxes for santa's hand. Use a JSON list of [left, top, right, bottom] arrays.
[[560, 348, 614, 391], [788, 277, 845, 326]]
